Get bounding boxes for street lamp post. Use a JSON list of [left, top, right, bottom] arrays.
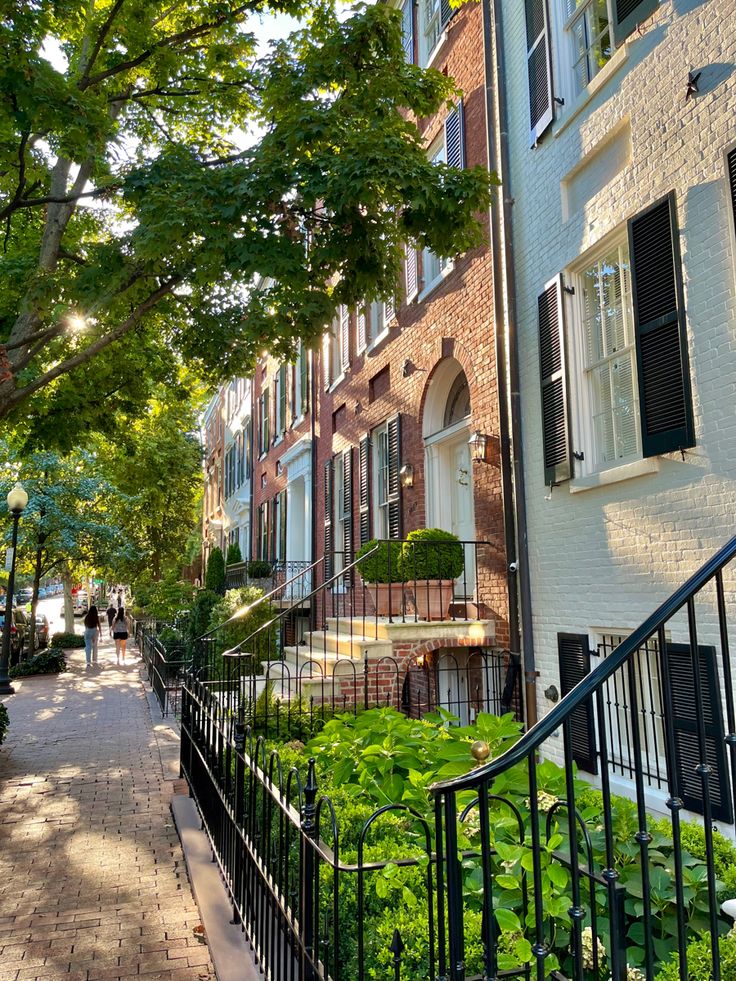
[[0, 483, 28, 696]]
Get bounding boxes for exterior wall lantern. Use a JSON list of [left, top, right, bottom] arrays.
[[399, 463, 414, 489], [468, 430, 490, 464]]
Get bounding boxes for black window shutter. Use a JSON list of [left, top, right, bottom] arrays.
[[728, 146, 736, 243], [538, 276, 571, 485], [343, 448, 354, 584], [387, 414, 402, 540], [612, 0, 658, 46], [558, 634, 598, 774], [406, 247, 419, 303], [279, 365, 287, 434], [666, 643, 732, 823], [401, 0, 414, 63], [340, 306, 350, 372], [445, 101, 465, 169], [300, 346, 309, 415], [359, 435, 371, 546], [324, 458, 334, 580], [279, 488, 287, 560], [629, 193, 694, 457], [524, 0, 554, 145]]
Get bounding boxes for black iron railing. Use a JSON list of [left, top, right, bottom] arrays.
[[431, 533, 736, 981], [136, 620, 189, 717]]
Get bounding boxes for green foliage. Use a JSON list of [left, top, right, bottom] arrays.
[[655, 930, 736, 980], [188, 589, 220, 642], [399, 528, 464, 581], [355, 539, 404, 584], [247, 560, 273, 579], [0, 0, 496, 425], [226, 542, 243, 565], [207, 586, 277, 675], [0, 703, 8, 745], [205, 548, 226, 594], [9, 649, 67, 677], [50, 631, 85, 649], [157, 626, 186, 657], [131, 570, 196, 622]]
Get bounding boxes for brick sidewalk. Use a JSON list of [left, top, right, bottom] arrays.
[[0, 638, 216, 981]]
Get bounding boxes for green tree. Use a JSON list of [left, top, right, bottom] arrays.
[[205, 548, 226, 594], [102, 392, 203, 582], [0, 0, 494, 422], [226, 541, 242, 565]]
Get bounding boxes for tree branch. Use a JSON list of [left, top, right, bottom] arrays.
[[0, 183, 122, 220], [81, 0, 127, 84], [1, 275, 182, 415]]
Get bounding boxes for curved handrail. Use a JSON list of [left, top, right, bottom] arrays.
[[221, 544, 380, 658], [432, 532, 736, 793], [196, 556, 324, 641]]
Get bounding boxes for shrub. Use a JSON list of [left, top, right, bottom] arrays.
[[0, 703, 8, 745], [130, 571, 196, 621], [226, 542, 243, 565], [188, 589, 220, 640], [50, 631, 85, 649], [655, 930, 736, 980], [247, 559, 272, 579], [206, 586, 277, 675], [399, 528, 464, 581], [157, 625, 186, 657], [205, 547, 226, 594], [355, 539, 404, 584], [10, 649, 67, 677]]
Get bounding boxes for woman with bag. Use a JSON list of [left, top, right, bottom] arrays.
[[83, 605, 102, 667], [112, 607, 129, 663]]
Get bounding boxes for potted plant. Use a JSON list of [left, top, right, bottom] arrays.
[[355, 539, 405, 616], [399, 528, 464, 621]]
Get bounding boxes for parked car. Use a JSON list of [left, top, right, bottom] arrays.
[[73, 591, 89, 616], [0, 609, 29, 664], [16, 587, 33, 608], [38, 586, 48, 599], [33, 614, 50, 649]]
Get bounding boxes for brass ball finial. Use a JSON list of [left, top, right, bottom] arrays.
[[471, 740, 490, 763]]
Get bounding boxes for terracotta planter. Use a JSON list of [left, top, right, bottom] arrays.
[[412, 580, 455, 621], [366, 582, 405, 617]]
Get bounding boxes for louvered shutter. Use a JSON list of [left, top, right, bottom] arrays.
[[439, 0, 453, 30], [406, 247, 419, 303], [666, 643, 732, 823], [357, 307, 367, 354], [279, 365, 287, 434], [538, 276, 571, 485], [401, 0, 414, 63], [323, 332, 331, 389], [342, 448, 354, 584], [445, 102, 465, 169], [359, 435, 371, 546], [612, 0, 659, 46], [629, 194, 694, 457], [245, 419, 252, 478], [525, 0, 554, 145], [727, 146, 736, 244], [386, 414, 402, 540], [384, 296, 395, 324], [558, 634, 597, 774], [300, 347, 309, 415], [340, 305, 350, 371], [324, 459, 334, 580], [279, 489, 287, 560]]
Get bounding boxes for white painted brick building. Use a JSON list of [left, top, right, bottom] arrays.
[[500, 0, 736, 813]]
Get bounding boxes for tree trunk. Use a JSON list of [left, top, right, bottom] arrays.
[[62, 569, 74, 633]]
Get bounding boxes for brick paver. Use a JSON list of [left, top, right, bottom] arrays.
[[0, 639, 215, 981]]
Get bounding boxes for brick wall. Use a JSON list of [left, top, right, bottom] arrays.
[[501, 0, 736, 727]]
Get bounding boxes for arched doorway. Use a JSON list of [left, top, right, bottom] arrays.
[[423, 359, 476, 596]]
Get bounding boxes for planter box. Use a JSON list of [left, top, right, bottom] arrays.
[[365, 582, 406, 618], [411, 580, 455, 621]]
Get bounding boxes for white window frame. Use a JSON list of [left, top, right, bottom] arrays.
[[567, 230, 642, 478], [327, 318, 345, 391], [420, 134, 453, 300], [367, 300, 389, 351], [371, 422, 390, 540], [560, 0, 615, 99], [417, 0, 446, 68]]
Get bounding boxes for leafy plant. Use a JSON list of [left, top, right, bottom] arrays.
[[10, 649, 67, 677], [247, 560, 273, 579], [207, 586, 277, 676], [399, 528, 464, 581], [205, 548, 226, 594], [0, 703, 8, 745], [226, 542, 243, 565], [355, 539, 404, 584], [655, 930, 736, 980], [157, 626, 186, 658], [131, 571, 196, 621], [50, 632, 85, 649]]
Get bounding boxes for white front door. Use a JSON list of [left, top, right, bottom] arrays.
[[425, 423, 476, 596]]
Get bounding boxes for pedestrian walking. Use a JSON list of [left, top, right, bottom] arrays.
[[112, 607, 128, 663], [83, 605, 102, 667], [106, 601, 116, 637]]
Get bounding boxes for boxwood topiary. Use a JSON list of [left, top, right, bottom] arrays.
[[355, 539, 404, 584], [247, 560, 273, 579], [50, 631, 85, 649], [399, 528, 464, 582]]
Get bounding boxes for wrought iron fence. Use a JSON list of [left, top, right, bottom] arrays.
[[136, 620, 189, 717], [430, 533, 736, 981]]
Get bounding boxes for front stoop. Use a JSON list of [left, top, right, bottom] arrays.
[[172, 794, 261, 981]]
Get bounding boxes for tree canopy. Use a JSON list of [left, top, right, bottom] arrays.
[[0, 0, 494, 424]]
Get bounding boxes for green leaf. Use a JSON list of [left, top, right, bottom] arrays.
[[494, 908, 522, 933]]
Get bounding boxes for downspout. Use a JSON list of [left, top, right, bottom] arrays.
[[481, 0, 538, 726], [310, 348, 318, 575]]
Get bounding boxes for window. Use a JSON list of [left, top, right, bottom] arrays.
[[244, 419, 252, 479], [372, 423, 390, 539], [563, 0, 613, 95], [259, 388, 270, 456], [334, 453, 346, 576], [422, 137, 452, 290], [257, 501, 270, 560], [417, 0, 453, 66], [368, 301, 386, 346], [274, 364, 287, 439], [325, 313, 345, 388], [577, 238, 640, 469]]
